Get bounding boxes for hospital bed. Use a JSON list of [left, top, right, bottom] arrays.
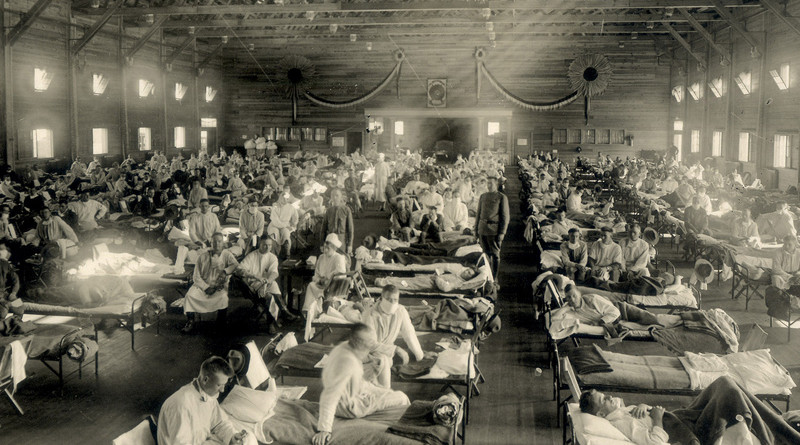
[[271, 331, 481, 444]]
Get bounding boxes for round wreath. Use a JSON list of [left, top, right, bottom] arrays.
[[278, 54, 316, 99], [567, 54, 612, 97]]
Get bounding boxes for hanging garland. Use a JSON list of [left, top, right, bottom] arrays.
[[304, 53, 404, 109], [475, 48, 579, 111], [567, 54, 613, 124]]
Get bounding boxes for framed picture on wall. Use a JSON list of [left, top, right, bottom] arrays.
[[315, 127, 327, 142], [301, 127, 314, 141], [275, 128, 287, 141], [289, 128, 301, 141], [332, 136, 345, 147]]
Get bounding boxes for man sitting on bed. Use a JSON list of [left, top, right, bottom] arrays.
[[419, 205, 443, 244], [771, 234, 800, 290], [189, 199, 222, 249], [158, 356, 248, 445], [313, 323, 411, 445], [579, 376, 800, 445], [589, 227, 624, 282], [619, 224, 651, 278], [182, 232, 239, 334], [236, 236, 291, 334], [731, 208, 760, 246], [560, 228, 588, 282], [303, 233, 347, 315]]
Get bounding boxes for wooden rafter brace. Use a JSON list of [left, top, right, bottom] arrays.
[[6, 0, 56, 46], [661, 21, 706, 70], [125, 16, 169, 61], [760, 0, 800, 37], [165, 35, 196, 70], [196, 40, 226, 75], [677, 9, 730, 66], [72, 0, 124, 55], [709, 0, 761, 57]]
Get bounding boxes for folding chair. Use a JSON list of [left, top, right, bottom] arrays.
[[0, 339, 31, 415]]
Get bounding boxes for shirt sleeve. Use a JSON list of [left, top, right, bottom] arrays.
[[400, 310, 425, 361], [592, 296, 621, 325], [58, 218, 79, 243], [158, 404, 197, 445], [209, 402, 237, 445], [611, 416, 670, 445], [193, 256, 209, 291], [317, 357, 354, 433]]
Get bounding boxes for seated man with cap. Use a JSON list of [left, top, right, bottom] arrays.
[[589, 226, 624, 282], [441, 188, 469, 232], [182, 232, 239, 333], [560, 228, 588, 282], [303, 233, 347, 316], [313, 323, 410, 445], [619, 224, 651, 278], [188, 199, 222, 249], [238, 197, 265, 256], [419, 205, 444, 244]]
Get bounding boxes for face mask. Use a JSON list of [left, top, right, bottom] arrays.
[[380, 300, 399, 315]]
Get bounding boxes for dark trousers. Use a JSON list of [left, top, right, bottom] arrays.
[[478, 235, 501, 279]]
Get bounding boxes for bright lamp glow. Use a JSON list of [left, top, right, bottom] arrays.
[[770, 63, 790, 90]]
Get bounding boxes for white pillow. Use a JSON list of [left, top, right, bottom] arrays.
[[220, 385, 277, 423], [579, 413, 630, 442]]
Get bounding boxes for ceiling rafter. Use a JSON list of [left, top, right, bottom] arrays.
[[661, 21, 706, 70], [677, 8, 730, 65], [760, 0, 800, 38], [708, 0, 761, 56], [6, 0, 56, 46], [72, 0, 124, 55]]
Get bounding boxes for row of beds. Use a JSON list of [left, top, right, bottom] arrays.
[[265, 237, 496, 445], [521, 163, 797, 445]]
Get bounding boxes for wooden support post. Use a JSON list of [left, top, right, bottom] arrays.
[[754, 15, 769, 170], [68, 10, 79, 161], [161, 30, 169, 154], [702, 38, 711, 158], [724, 31, 734, 161], [0, 6, 7, 167], [119, 17, 129, 158], [6, 0, 56, 46], [193, 38, 200, 154]]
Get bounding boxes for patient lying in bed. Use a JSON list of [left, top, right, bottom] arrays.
[[373, 264, 491, 293], [579, 376, 800, 445]]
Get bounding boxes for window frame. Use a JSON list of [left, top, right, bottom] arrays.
[[712, 130, 723, 157], [92, 127, 109, 155], [138, 127, 152, 151], [32, 128, 54, 158], [174, 126, 186, 149]]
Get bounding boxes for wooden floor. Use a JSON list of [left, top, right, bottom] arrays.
[[4, 166, 800, 444]]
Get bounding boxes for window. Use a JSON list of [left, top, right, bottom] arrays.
[[394, 121, 404, 136], [671, 85, 684, 103], [92, 128, 108, 154], [175, 82, 188, 101], [92, 73, 108, 96], [368, 117, 384, 135], [770, 63, 790, 90], [585, 129, 596, 144], [688, 82, 703, 101], [34, 68, 53, 92], [738, 132, 752, 162], [712, 130, 723, 157], [611, 129, 625, 145], [735, 72, 752, 95], [204, 86, 217, 103], [708, 77, 724, 98], [673, 120, 683, 131], [487, 121, 500, 136], [32, 129, 53, 158], [174, 127, 186, 149], [597, 129, 610, 144], [200, 130, 208, 151], [200, 118, 217, 128], [551, 128, 566, 144], [774, 134, 793, 168], [567, 129, 582, 144], [138, 79, 155, 97], [673, 134, 683, 162], [690, 130, 700, 153], [138, 127, 152, 151], [314, 128, 326, 142]]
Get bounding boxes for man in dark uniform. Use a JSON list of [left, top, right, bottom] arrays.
[[475, 176, 509, 281]]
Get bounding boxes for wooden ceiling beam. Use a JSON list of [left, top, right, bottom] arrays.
[[196, 29, 684, 39], [677, 8, 730, 65], [139, 13, 723, 29], [165, 35, 195, 66], [72, 0, 124, 55], [760, 0, 800, 38], [197, 41, 226, 70], [78, 1, 758, 17], [6, 0, 56, 46], [125, 15, 169, 59], [709, 0, 761, 56], [661, 21, 706, 70]]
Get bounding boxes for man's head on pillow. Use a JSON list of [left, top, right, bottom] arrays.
[[579, 389, 624, 417], [563, 284, 583, 309]]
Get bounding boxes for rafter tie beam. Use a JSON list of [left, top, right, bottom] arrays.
[[678, 8, 730, 65], [197, 41, 225, 71], [126, 16, 168, 59], [7, 0, 56, 46], [72, 0, 124, 56], [165, 35, 195, 67], [662, 21, 706, 70], [760, 0, 800, 38]]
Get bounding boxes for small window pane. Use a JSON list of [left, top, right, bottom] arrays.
[[174, 127, 186, 149], [32, 129, 54, 158], [598, 129, 611, 144], [691, 130, 700, 153], [551, 128, 567, 144], [674, 120, 683, 131], [92, 128, 108, 155], [34, 68, 53, 92], [774, 134, 791, 168], [200, 130, 208, 151], [394, 121, 404, 136], [673, 134, 683, 162], [138, 79, 154, 97], [92, 74, 108, 96], [712, 131, 723, 157], [200, 118, 217, 128], [738, 132, 751, 162], [585, 129, 596, 144], [611, 130, 625, 145], [175, 82, 187, 100], [314, 128, 326, 142], [567, 129, 581, 144], [138, 127, 152, 151], [488, 122, 500, 136]]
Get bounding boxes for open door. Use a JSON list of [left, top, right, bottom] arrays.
[[346, 131, 362, 154]]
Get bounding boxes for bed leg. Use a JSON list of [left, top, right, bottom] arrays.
[[58, 356, 64, 396], [95, 350, 99, 378], [4, 387, 24, 415]]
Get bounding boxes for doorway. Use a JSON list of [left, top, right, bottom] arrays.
[[346, 131, 362, 154]]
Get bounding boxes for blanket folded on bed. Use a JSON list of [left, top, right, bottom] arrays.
[[27, 276, 136, 308], [432, 393, 461, 427], [275, 343, 333, 370], [387, 399, 456, 445], [66, 337, 98, 362], [680, 309, 739, 353], [568, 345, 612, 374]]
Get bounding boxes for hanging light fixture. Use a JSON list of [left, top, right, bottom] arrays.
[[221, 36, 229, 44], [485, 22, 494, 31], [481, 8, 491, 19], [366, 42, 373, 51], [90, 0, 101, 9], [188, 26, 195, 35], [306, 11, 316, 21], [145, 14, 155, 25], [350, 33, 357, 42], [248, 43, 255, 51], [329, 24, 338, 34]]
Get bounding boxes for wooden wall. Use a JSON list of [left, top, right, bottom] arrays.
[[671, 3, 800, 190], [1, 0, 226, 171], [223, 39, 670, 162]]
